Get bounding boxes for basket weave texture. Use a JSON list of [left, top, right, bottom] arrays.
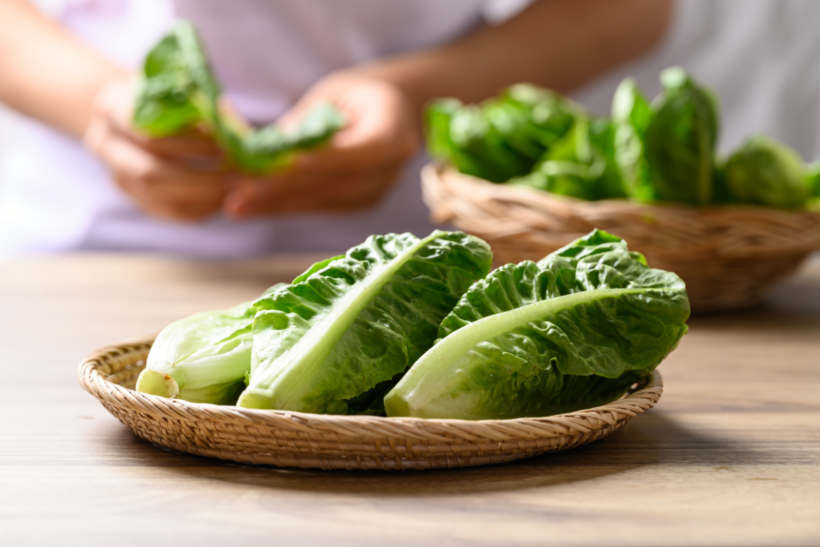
[[79, 339, 663, 471], [422, 164, 820, 312]]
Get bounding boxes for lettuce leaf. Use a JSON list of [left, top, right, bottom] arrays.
[[611, 78, 655, 202], [510, 117, 627, 200], [384, 230, 689, 419], [132, 20, 222, 138], [808, 162, 820, 196], [132, 20, 344, 174], [424, 84, 580, 183], [645, 67, 719, 205], [236, 231, 493, 413]]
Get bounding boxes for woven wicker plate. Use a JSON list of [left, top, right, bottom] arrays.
[[79, 339, 663, 471]]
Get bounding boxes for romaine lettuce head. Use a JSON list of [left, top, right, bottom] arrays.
[[611, 78, 655, 202], [645, 67, 719, 205], [723, 136, 810, 209], [449, 105, 532, 182], [510, 117, 627, 201], [425, 99, 485, 178], [136, 302, 257, 404], [385, 230, 690, 420], [236, 231, 493, 414], [424, 84, 582, 183], [501, 84, 581, 147]]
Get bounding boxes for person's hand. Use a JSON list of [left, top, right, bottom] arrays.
[[84, 77, 230, 221], [223, 71, 420, 218]]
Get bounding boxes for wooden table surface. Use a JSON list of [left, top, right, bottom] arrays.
[[1, 253, 818, 546]]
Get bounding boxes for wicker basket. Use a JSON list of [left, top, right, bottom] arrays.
[[422, 164, 820, 312], [79, 339, 663, 471]]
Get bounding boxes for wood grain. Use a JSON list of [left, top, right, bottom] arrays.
[[1, 253, 818, 546]]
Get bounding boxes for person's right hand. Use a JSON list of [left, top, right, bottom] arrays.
[[84, 77, 230, 221]]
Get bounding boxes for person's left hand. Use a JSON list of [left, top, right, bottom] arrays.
[[85, 76, 230, 222], [223, 71, 420, 218]]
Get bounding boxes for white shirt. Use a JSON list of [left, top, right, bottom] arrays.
[[1, 0, 819, 257], [0, 0, 528, 257]]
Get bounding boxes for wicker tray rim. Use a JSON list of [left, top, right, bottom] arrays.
[[78, 339, 663, 469]]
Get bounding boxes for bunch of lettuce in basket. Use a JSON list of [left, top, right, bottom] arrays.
[[137, 230, 690, 420], [132, 20, 345, 173], [427, 67, 820, 209]]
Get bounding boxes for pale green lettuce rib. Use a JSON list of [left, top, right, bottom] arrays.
[[136, 302, 257, 404], [135, 283, 289, 404]]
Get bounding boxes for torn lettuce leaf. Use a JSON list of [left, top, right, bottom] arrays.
[[132, 20, 344, 174], [384, 230, 689, 420], [132, 20, 222, 138], [237, 104, 345, 173]]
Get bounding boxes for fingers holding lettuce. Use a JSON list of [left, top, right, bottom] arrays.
[[85, 76, 231, 222], [90, 22, 415, 221], [223, 72, 419, 218]]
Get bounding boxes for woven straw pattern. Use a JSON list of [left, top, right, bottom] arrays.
[[422, 164, 820, 312], [79, 339, 663, 470]]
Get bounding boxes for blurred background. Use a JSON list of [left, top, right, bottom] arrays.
[[1, 0, 818, 258]]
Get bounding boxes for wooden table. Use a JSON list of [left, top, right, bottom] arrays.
[[1, 253, 818, 546]]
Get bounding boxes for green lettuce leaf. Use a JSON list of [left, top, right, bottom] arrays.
[[645, 67, 719, 205], [807, 162, 820, 209], [425, 99, 489, 178], [510, 117, 627, 201], [483, 99, 549, 163], [384, 230, 689, 420], [424, 84, 580, 183], [807, 162, 820, 196], [132, 20, 344, 174], [132, 20, 221, 138], [448, 105, 532, 182], [236, 231, 493, 414], [611, 78, 655, 202], [238, 103, 346, 173], [501, 84, 580, 148]]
